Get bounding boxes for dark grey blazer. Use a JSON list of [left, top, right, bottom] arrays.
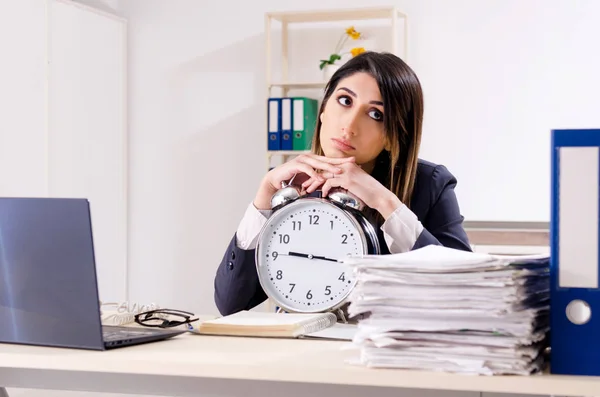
[[213, 159, 472, 316]]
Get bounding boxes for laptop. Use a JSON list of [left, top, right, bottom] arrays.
[[0, 197, 185, 350]]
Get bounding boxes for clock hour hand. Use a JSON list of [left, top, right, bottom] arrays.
[[288, 251, 340, 263], [287, 251, 310, 259]]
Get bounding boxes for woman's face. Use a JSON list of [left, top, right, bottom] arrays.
[[319, 72, 387, 170]]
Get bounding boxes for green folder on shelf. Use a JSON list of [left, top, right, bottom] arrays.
[[292, 97, 319, 151]]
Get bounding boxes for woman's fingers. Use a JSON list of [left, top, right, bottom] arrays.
[[291, 173, 311, 187], [296, 155, 353, 175], [296, 157, 343, 175], [302, 168, 347, 193], [273, 165, 315, 189], [304, 177, 324, 193], [273, 154, 353, 191], [316, 155, 355, 164], [320, 177, 346, 198], [301, 174, 325, 188], [292, 163, 320, 181], [318, 171, 338, 179]]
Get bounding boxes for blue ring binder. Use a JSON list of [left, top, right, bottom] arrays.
[[550, 128, 600, 376]]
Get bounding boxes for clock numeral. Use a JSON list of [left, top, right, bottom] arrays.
[[292, 221, 302, 231], [341, 234, 348, 244], [279, 234, 290, 244], [276, 270, 283, 280], [272, 251, 278, 260], [338, 272, 345, 282], [330, 220, 334, 230], [309, 215, 319, 225], [306, 290, 313, 300], [324, 285, 331, 295], [289, 283, 295, 293]]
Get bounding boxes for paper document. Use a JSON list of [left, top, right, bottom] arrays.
[[344, 245, 550, 375], [304, 323, 357, 341]]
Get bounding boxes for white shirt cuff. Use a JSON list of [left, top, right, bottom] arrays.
[[380, 203, 424, 253], [235, 202, 272, 250]]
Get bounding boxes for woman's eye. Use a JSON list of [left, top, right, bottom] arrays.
[[369, 109, 383, 121], [337, 96, 352, 106]]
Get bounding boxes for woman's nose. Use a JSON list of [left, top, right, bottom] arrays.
[[342, 110, 360, 136]]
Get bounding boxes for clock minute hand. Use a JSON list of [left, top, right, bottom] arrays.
[[312, 254, 340, 263], [288, 251, 340, 263]]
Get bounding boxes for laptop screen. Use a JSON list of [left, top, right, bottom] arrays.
[[0, 197, 105, 350]]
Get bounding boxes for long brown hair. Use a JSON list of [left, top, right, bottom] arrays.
[[312, 52, 424, 216]]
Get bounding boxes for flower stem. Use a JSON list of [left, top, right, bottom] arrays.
[[334, 32, 348, 55]]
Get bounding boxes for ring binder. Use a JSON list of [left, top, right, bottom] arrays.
[[550, 128, 600, 376]]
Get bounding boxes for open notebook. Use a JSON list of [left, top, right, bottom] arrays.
[[193, 310, 356, 340]]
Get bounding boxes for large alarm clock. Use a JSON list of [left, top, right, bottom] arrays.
[[255, 176, 381, 316]]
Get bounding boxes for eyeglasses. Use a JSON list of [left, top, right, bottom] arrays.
[[134, 309, 198, 329]]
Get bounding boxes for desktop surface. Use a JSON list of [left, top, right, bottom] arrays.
[[1, 332, 600, 397]]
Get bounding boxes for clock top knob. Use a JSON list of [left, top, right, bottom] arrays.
[[327, 188, 365, 211]]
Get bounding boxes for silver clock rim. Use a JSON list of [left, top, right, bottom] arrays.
[[352, 208, 381, 255], [254, 196, 376, 314]]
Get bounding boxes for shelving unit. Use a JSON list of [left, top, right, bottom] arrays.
[[260, 7, 408, 313], [268, 82, 328, 89], [264, 6, 408, 171]]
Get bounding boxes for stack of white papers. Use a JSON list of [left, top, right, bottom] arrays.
[[343, 245, 550, 375]]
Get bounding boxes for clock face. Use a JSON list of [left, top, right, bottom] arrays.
[[255, 198, 368, 313]]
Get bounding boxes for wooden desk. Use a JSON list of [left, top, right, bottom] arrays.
[[1, 333, 600, 397]]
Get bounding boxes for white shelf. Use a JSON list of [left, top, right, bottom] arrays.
[[267, 150, 310, 157], [269, 81, 327, 89], [267, 6, 406, 23]]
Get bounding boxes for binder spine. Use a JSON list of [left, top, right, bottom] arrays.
[[268, 98, 281, 151], [292, 98, 305, 150], [292, 97, 318, 151], [550, 128, 600, 376], [281, 98, 293, 150]]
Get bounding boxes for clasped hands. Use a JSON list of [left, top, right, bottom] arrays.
[[255, 153, 401, 220]]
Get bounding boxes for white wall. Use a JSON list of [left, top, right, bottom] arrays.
[[414, 0, 600, 223], [117, 0, 600, 318], [120, 0, 272, 315], [0, 0, 47, 197], [0, 0, 127, 303], [47, 0, 128, 303]]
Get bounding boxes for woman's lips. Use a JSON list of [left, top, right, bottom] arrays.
[[331, 138, 355, 151]]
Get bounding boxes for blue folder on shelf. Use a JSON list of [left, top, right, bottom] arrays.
[[268, 98, 281, 150], [550, 128, 600, 376], [280, 97, 293, 151]]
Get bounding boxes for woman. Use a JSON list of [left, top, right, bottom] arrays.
[[214, 51, 471, 316]]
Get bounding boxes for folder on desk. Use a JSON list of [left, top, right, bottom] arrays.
[[268, 98, 281, 150], [292, 97, 319, 151], [550, 128, 600, 376], [193, 310, 340, 338]]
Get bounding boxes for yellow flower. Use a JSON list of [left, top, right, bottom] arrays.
[[350, 47, 365, 57], [346, 26, 361, 40]]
